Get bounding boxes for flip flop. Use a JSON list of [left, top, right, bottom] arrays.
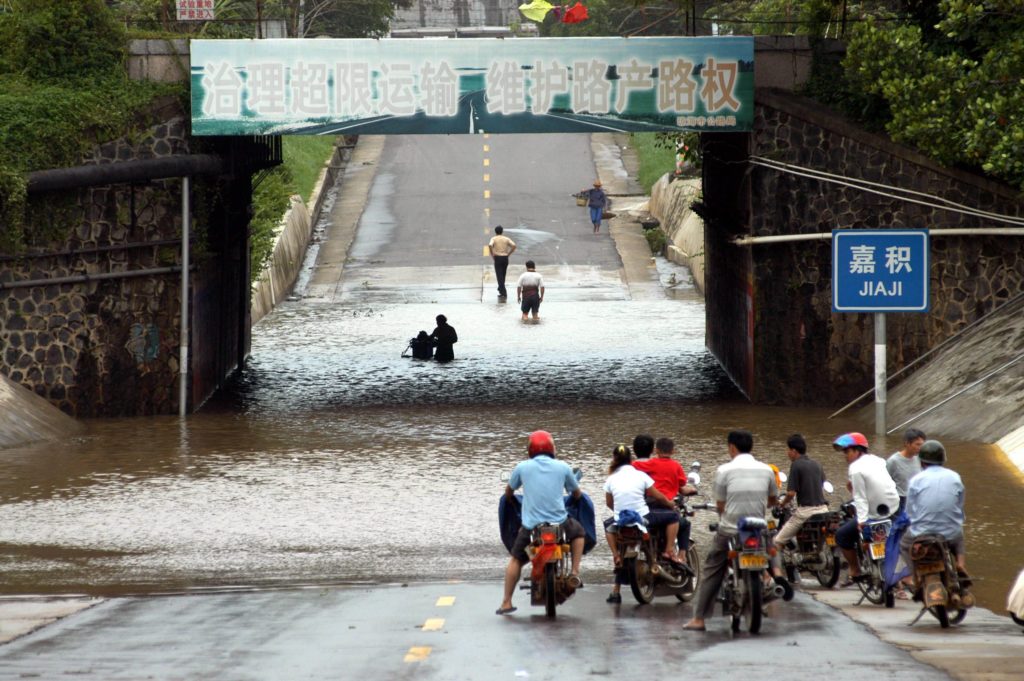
[[682, 622, 706, 631], [495, 606, 517, 615]]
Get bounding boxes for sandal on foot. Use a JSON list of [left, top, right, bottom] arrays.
[[567, 574, 583, 589], [495, 606, 517, 615]]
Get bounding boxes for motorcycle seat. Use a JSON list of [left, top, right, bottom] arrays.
[[806, 512, 834, 524], [738, 516, 767, 531]]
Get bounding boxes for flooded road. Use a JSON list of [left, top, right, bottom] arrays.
[[0, 135, 1021, 617]]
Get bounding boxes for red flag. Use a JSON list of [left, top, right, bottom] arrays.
[[562, 2, 588, 23]]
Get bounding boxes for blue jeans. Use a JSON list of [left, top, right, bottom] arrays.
[[589, 206, 602, 224]]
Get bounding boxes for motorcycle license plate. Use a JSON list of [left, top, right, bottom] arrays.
[[739, 553, 768, 569], [870, 542, 886, 559], [825, 535, 836, 546]]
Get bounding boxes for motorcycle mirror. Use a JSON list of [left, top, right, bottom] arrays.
[[823, 480, 835, 494], [572, 466, 584, 482], [500, 471, 510, 483], [778, 471, 788, 484]]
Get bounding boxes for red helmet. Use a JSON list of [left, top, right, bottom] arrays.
[[527, 430, 555, 457], [832, 432, 869, 451]]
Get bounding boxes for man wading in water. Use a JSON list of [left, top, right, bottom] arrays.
[[516, 260, 544, 322]]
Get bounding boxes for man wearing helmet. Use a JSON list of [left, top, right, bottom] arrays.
[[900, 440, 967, 573], [833, 432, 899, 585], [497, 431, 586, 615]]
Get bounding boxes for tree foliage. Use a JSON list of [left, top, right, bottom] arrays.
[[844, 0, 1024, 189], [110, 0, 401, 39]]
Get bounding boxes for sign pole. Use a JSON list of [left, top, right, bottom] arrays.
[[874, 312, 886, 436]]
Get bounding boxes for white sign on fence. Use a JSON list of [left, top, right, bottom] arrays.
[[177, 0, 215, 21]]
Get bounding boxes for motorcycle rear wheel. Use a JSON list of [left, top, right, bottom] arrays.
[[930, 606, 966, 628], [544, 563, 557, 618], [675, 545, 702, 603], [746, 572, 763, 634], [625, 554, 655, 604], [816, 548, 841, 588]]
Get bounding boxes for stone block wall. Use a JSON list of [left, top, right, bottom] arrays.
[[0, 114, 253, 417], [745, 89, 1024, 405]]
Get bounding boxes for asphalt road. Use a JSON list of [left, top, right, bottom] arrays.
[[0, 583, 950, 681], [337, 132, 626, 305]]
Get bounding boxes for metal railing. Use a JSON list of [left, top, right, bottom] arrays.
[[829, 289, 1024, 420]]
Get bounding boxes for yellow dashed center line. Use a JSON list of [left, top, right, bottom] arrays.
[[484, 189, 491, 199], [484, 207, 490, 217], [483, 174, 490, 182], [404, 646, 432, 663], [436, 596, 456, 606], [422, 618, 445, 631], [483, 144, 490, 152], [483, 158, 490, 167]]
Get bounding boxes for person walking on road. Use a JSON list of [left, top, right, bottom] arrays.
[[583, 179, 608, 233], [488, 225, 517, 299], [684, 430, 778, 632], [429, 314, 458, 363], [517, 260, 544, 322]]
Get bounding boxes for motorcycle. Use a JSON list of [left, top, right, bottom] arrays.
[[498, 467, 597, 618], [906, 535, 974, 628], [693, 504, 782, 634], [841, 501, 895, 608], [617, 462, 704, 605], [1008, 569, 1024, 630], [775, 481, 842, 588]]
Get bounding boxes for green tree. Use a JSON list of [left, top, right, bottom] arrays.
[[843, 0, 1024, 189]]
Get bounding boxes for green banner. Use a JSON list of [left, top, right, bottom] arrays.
[[191, 36, 754, 135]]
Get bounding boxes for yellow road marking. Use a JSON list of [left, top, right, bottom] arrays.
[[483, 144, 490, 152], [484, 207, 490, 216], [404, 646, 431, 662], [483, 245, 490, 256], [483, 174, 490, 182], [436, 596, 456, 606], [483, 158, 490, 167], [422, 618, 445, 631], [484, 133, 489, 138], [484, 190, 490, 199]]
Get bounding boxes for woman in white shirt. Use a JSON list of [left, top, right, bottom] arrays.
[[603, 444, 676, 603]]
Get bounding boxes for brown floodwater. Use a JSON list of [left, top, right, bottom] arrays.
[[0, 294, 1021, 617]]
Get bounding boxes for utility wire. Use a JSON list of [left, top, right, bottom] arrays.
[[749, 157, 1024, 226]]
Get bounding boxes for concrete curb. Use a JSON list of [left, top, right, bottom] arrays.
[[809, 586, 1022, 681], [0, 597, 100, 645]]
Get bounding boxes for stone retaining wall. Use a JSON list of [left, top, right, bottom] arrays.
[[649, 175, 705, 295], [745, 89, 1024, 405]]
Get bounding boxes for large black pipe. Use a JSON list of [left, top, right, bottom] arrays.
[[26, 155, 227, 193]]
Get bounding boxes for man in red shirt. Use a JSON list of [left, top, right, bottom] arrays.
[[633, 436, 693, 565]]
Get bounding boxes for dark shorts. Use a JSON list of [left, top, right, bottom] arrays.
[[510, 517, 585, 563], [521, 293, 541, 314]]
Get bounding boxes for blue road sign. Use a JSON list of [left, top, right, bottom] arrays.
[[832, 230, 929, 313]]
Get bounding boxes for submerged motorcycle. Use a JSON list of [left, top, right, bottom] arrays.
[[498, 468, 597, 618], [618, 462, 704, 604], [907, 535, 974, 628]]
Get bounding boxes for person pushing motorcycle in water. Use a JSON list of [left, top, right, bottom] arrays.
[[497, 431, 585, 615]]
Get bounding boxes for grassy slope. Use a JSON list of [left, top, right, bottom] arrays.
[[282, 136, 337, 203], [630, 132, 675, 193]]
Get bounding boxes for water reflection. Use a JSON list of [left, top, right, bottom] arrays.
[[0, 296, 1020, 616]]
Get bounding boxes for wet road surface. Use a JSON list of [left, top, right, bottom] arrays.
[[0, 583, 952, 681]]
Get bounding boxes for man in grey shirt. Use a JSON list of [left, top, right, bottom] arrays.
[[887, 427, 925, 512], [684, 430, 777, 631]]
